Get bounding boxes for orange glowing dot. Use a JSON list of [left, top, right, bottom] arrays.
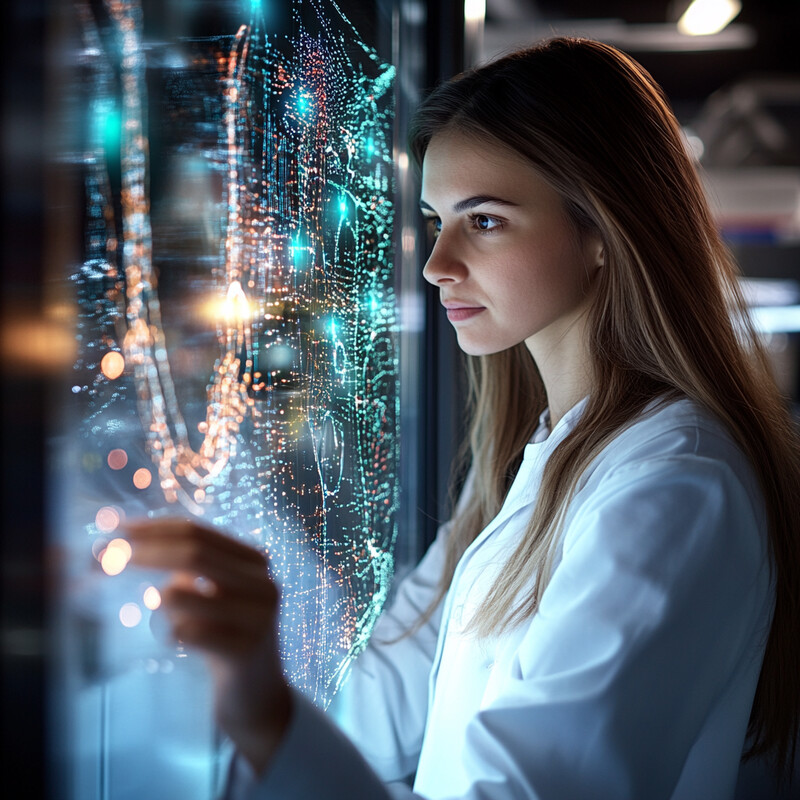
[[100, 351, 125, 380], [95, 506, 121, 533], [107, 448, 128, 470], [193, 488, 206, 503], [143, 586, 161, 610], [100, 538, 131, 576], [132, 468, 152, 489], [119, 603, 142, 628]]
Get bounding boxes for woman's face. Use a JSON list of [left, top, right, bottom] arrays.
[[420, 131, 602, 359]]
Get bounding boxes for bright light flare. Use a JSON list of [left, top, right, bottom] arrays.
[[678, 0, 742, 36], [143, 586, 162, 610], [203, 280, 253, 324], [464, 0, 486, 24], [100, 537, 132, 576]]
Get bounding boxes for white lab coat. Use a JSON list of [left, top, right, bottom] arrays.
[[227, 396, 774, 800]]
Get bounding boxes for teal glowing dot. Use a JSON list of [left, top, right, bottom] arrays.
[[292, 236, 304, 265], [297, 94, 311, 115], [94, 106, 121, 149], [339, 197, 347, 215], [330, 319, 337, 338], [366, 138, 375, 156]]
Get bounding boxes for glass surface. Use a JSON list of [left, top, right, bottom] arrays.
[[48, 1, 423, 797]]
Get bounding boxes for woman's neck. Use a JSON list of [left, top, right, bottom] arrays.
[[525, 307, 593, 429]]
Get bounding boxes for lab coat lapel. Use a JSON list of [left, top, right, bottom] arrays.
[[427, 448, 546, 694], [428, 397, 589, 693]]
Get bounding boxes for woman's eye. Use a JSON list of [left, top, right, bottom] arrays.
[[470, 214, 501, 232], [427, 218, 442, 238]]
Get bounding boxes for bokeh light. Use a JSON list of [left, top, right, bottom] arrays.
[[142, 586, 161, 610], [91, 536, 110, 561], [132, 468, 152, 489], [107, 448, 128, 470], [95, 506, 121, 533], [100, 350, 125, 380], [100, 538, 132, 576], [119, 603, 143, 628]]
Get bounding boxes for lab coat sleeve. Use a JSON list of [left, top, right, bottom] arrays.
[[452, 454, 771, 800], [220, 688, 396, 800], [225, 454, 771, 800]]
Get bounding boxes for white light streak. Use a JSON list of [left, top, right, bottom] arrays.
[[751, 305, 800, 334], [678, 0, 742, 37]]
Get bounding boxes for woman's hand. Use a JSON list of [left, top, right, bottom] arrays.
[[126, 518, 291, 775]]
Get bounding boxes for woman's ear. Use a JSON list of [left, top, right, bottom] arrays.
[[595, 244, 605, 269], [585, 234, 605, 270]]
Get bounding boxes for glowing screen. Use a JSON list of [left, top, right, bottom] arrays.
[[68, 0, 398, 711]]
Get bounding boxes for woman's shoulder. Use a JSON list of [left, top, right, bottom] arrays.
[[603, 395, 743, 460], [584, 396, 762, 506], [562, 396, 769, 564]]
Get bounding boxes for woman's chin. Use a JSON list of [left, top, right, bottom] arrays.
[[455, 336, 516, 358]]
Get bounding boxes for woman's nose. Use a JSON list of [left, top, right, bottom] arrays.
[[422, 236, 467, 286]]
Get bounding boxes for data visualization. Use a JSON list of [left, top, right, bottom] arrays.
[[70, 0, 398, 705]]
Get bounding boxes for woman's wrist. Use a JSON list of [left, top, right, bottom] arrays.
[[228, 679, 293, 776]]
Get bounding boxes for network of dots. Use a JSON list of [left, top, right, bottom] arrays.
[[70, 0, 398, 704]]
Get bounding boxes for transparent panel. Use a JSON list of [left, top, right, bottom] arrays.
[[50, 0, 414, 797]]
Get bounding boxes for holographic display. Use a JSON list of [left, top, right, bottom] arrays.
[[70, 0, 398, 706]]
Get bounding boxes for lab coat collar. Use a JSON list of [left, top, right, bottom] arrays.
[[429, 395, 591, 694], [527, 395, 589, 448], [461, 394, 590, 564]]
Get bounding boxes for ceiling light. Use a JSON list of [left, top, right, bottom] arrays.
[[678, 0, 742, 36], [465, 0, 486, 24]]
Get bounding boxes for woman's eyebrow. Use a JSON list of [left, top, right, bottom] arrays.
[[419, 195, 519, 214]]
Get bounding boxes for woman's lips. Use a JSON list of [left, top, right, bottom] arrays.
[[445, 307, 485, 322]]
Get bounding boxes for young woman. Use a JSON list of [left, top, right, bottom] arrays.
[[128, 37, 800, 799]]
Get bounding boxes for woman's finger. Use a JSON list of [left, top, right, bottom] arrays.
[[160, 582, 278, 633], [125, 517, 266, 563], [132, 540, 271, 599], [125, 518, 271, 595], [149, 566, 280, 659], [164, 613, 272, 658]]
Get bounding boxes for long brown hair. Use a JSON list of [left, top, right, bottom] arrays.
[[409, 38, 800, 778]]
